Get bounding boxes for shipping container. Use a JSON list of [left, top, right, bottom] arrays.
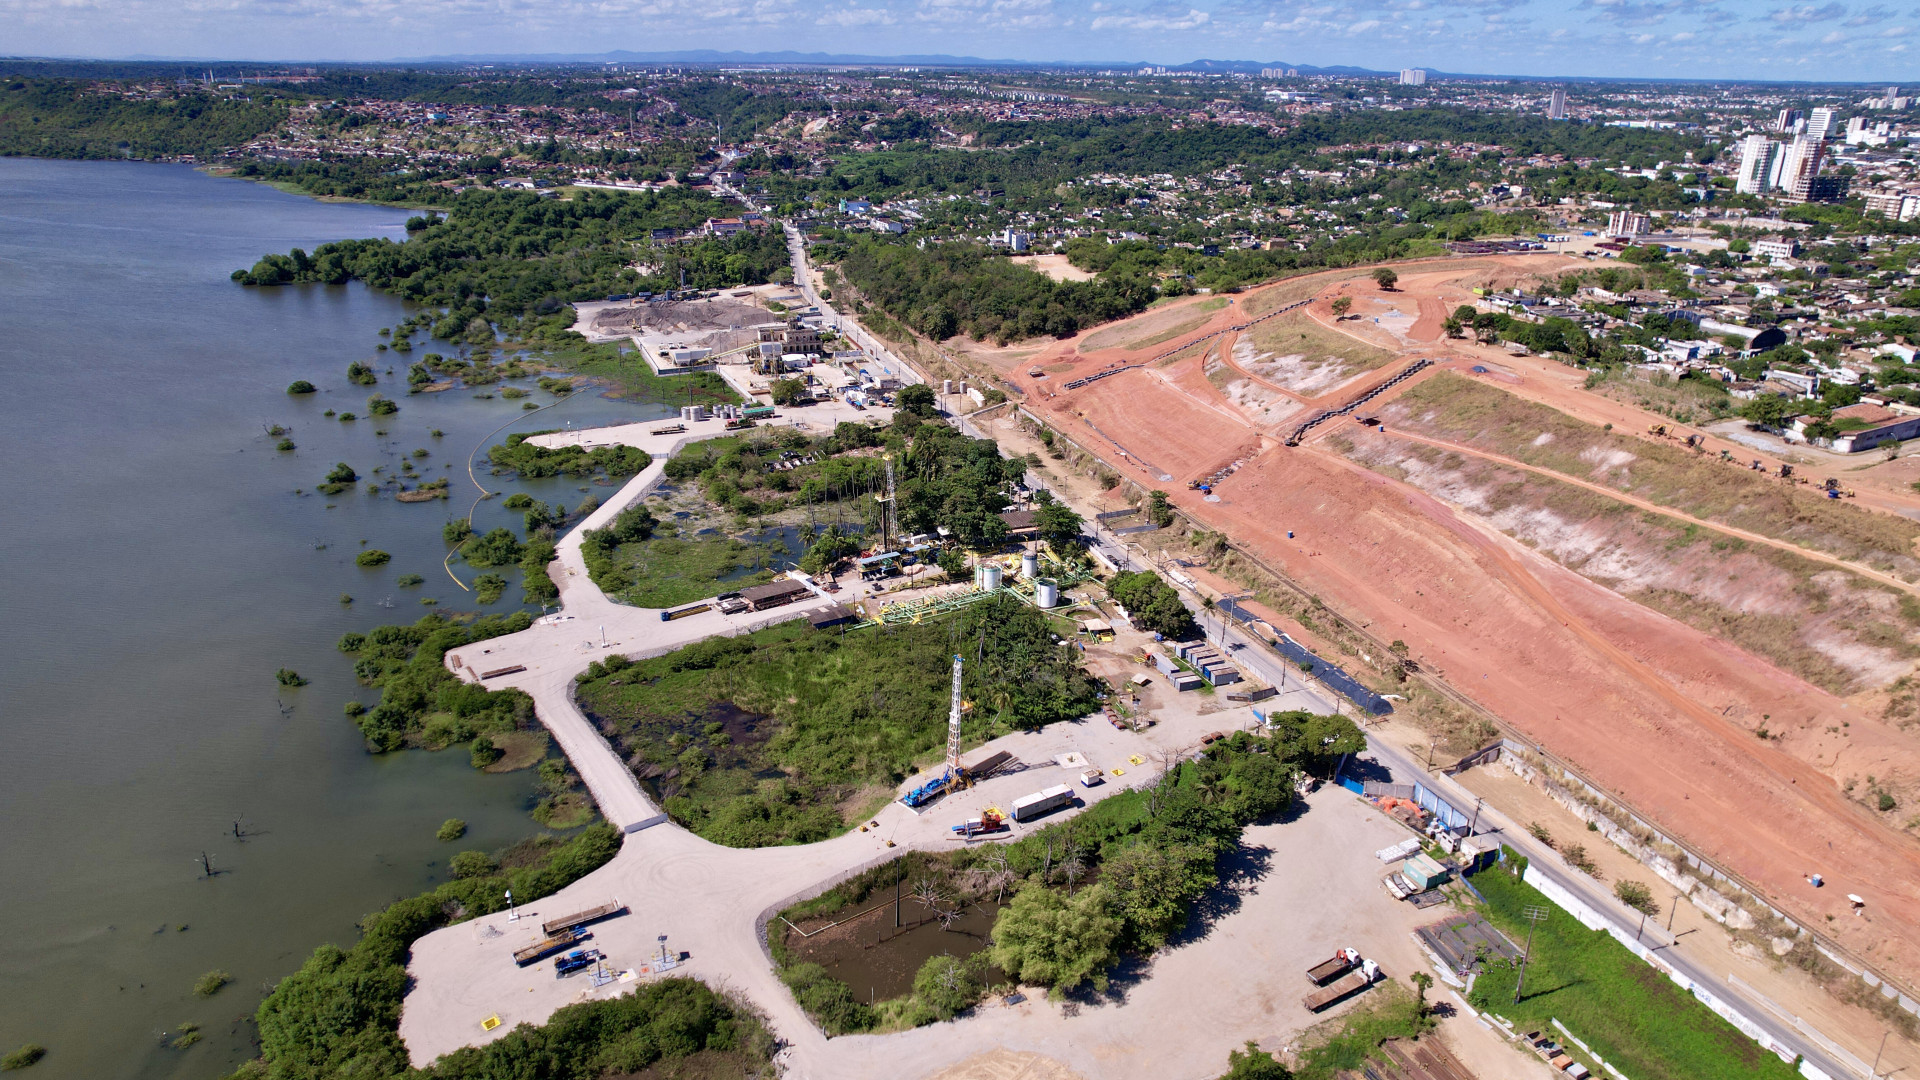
[[1011, 784, 1074, 822]]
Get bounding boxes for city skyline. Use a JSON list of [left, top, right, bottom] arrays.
[[6, 0, 1917, 82]]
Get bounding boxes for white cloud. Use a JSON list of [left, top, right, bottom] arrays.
[[1088, 4, 1208, 30]]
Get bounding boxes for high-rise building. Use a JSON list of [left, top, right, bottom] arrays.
[[1736, 134, 1778, 195], [1547, 89, 1567, 120], [1807, 107, 1839, 141], [1399, 68, 1426, 86], [1773, 108, 1802, 133], [1779, 134, 1826, 202]]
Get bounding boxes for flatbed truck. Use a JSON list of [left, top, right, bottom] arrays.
[[1306, 948, 1360, 985], [512, 928, 582, 966], [1302, 959, 1379, 1012]]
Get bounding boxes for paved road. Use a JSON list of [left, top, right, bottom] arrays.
[[782, 222, 923, 388]]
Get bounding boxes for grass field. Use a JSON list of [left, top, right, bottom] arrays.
[[609, 532, 780, 608], [1240, 271, 1335, 317], [1237, 310, 1395, 395], [1586, 368, 1737, 427], [1468, 863, 1799, 1080], [1081, 301, 1215, 352], [1388, 374, 1920, 581], [568, 343, 744, 407]]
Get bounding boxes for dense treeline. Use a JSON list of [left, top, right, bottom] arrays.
[[837, 238, 1156, 341], [235, 187, 791, 340], [337, 611, 535, 751], [487, 431, 651, 479], [831, 222, 1434, 342], [0, 79, 288, 159]]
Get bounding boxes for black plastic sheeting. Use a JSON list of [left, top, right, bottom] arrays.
[[1217, 598, 1395, 716]]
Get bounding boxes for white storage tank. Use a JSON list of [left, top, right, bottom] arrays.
[[979, 565, 1004, 590], [1034, 578, 1059, 607]]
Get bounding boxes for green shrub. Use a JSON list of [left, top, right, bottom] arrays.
[[913, 954, 983, 1021], [286, 380, 316, 394], [448, 850, 498, 878], [274, 668, 308, 687], [3, 1044, 46, 1070], [356, 549, 392, 567], [367, 394, 399, 416], [193, 970, 230, 997], [779, 962, 875, 1035], [1614, 879, 1660, 916], [436, 818, 467, 842], [276, 438, 296, 452], [989, 883, 1122, 998], [347, 360, 377, 386], [470, 737, 504, 769]]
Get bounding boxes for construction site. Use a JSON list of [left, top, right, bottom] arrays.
[[947, 254, 1920, 1071]]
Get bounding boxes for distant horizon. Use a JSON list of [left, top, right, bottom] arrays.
[[7, 0, 1915, 83], [0, 49, 1913, 90]]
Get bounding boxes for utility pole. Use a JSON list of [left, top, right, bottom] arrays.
[[1668, 892, 1681, 932], [1514, 905, 1549, 1005], [1469, 797, 1484, 835]]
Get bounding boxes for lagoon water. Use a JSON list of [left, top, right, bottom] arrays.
[[0, 159, 671, 1078]]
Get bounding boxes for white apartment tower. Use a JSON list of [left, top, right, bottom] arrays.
[[1779, 134, 1826, 202], [1773, 108, 1802, 133], [1399, 68, 1426, 86], [1548, 89, 1568, 119], [1807, 107, 1839, 141], [1736, 134, 1779, 195]]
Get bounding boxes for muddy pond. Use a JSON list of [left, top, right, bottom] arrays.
[[785, 889, 1005, 1002]]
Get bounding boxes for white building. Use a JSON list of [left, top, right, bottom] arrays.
[[1864, 191, 1920, 222], [1778, 134, 1825, 202], [1735, 134, 1779, 195], [1547, 89, 1567, 120], [1753, 237, 1799, 262], [1774, 108, 1802, 133], [1807, 107, 1840, 141], [1399, 68, 1426, 86], [1605, 210, 1651, 239]]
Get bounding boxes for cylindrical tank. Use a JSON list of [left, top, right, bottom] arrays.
[[1034, 578, 1059, 608], [980, 565, 1004, 590], [1022, 553, 1040, 579]]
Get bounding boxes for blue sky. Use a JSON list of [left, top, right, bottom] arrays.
[[6, 0, 1914, 81]]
